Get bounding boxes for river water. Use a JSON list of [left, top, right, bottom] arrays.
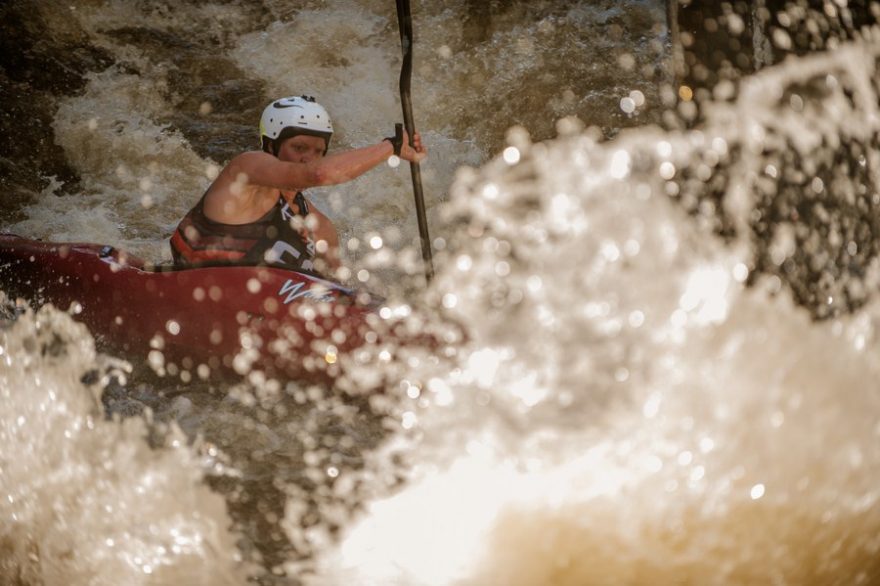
[[2, 1, 880, 584]]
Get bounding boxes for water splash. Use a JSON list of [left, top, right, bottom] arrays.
[[309, 37, 880, 585], [0, 301, 249, 584], [4, 2, 880, 584]]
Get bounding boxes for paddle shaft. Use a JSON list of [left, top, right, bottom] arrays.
[[395, 0, 434, 282]]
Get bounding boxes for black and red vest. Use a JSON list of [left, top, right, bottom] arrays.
[[170, 191, 316, 271]]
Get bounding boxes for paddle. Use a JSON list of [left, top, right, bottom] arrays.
[[395, 0, 434, 282]]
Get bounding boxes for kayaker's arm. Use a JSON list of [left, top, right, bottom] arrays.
[[230, 134, 426, 191]]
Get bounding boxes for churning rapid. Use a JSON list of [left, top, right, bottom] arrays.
[[2, 0, 880, 584]]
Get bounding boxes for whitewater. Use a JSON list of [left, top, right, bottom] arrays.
[[1, 1, 879, 584]]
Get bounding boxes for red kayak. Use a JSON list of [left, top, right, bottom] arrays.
[[0, 234, 380, 382]]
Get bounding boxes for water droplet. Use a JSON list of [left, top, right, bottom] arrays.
[[609, 150, 631, 179], [642, 393, 662, 418], [750, 484, 766, 500], [628, 310, 645, 328], [406, 383, 421, 399], [401, 411, 417, 429], [699, 437, 715, 453], [629, 89, 645, 107]]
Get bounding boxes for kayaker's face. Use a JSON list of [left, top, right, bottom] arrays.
[[277, 135, 327, 164]]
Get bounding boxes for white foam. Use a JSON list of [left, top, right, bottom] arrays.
[[0, 303, 249, 584], [311, 36, 880, 584]]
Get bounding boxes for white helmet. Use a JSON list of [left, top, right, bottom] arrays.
[[259, 95, 333, 155]]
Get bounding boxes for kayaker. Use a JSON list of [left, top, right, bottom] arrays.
[[170, 95, 427, 276]]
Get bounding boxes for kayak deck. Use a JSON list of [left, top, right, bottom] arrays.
[[0, 234, 378, 382]]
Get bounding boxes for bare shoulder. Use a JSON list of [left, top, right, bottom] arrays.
[[202, 152, 279, 222], [223, 150, 307, 192], [226, 150, 275, 176]]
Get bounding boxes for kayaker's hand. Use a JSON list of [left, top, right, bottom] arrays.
[[400, 131, 427, 163]]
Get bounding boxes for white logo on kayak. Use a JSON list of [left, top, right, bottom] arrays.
[[278, 279, 334, 304], [264, 240, 315, 271]]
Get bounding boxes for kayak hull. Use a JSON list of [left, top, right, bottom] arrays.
[[0, 235, 377, 382]]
